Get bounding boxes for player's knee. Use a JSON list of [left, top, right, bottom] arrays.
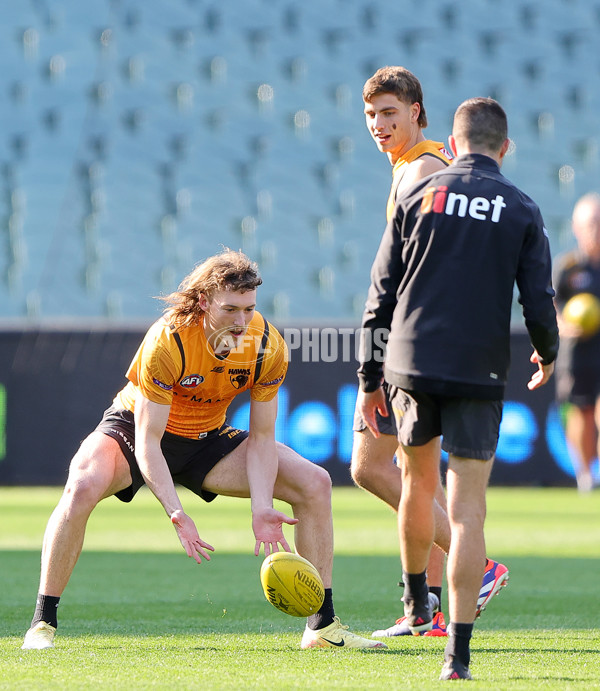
[[61, 473, 103, 516], [404, 472, 437, 500], [302, 463, 332, 506], [62, 449, 112, 512], [448, 500, 486, 531], [314, 464, 333, 496], [350, 453, 370, 489], [350, 430, 400, 491], [349, 434, 370, 487], [350, 449, 392, 495]]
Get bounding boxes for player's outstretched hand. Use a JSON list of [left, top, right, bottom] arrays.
[[252, 507, 299, 557], [527, 350, 555, 390], [170, 509, 215, 564]]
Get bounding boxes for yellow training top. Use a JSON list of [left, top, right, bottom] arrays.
[[386, 140, 453, 221], [114, 311, 288, 439]]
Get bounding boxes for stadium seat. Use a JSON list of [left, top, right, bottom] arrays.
[[0, 0, 597, 320]]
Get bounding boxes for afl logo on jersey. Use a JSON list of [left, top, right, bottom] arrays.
[[180, 374, 204, 388]]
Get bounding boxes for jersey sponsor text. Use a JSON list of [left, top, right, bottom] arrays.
[[420, 185, 506, 222]]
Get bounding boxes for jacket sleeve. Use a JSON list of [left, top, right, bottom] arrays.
[[357, 210, 406, 392], [516, 207, 559, 364]]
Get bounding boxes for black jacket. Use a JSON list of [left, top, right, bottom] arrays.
[[358, 153, 559, 399]]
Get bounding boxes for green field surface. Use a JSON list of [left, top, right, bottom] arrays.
[[1, 486, 600, 689]]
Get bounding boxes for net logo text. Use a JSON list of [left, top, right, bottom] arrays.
[[420, 185, 506, 222]]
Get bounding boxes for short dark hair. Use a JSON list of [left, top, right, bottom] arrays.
[[363, 66, 427, 128], [452, 97, 508, 152]]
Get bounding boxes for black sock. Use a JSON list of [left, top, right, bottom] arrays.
[[428, 585, 442, 610], [31, 594, 60, 629], [402, 570, 429, 604], [444, 622, 473, 667], [307, 588, 334, 630]]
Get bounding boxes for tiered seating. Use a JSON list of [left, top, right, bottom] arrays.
[[0, 0, 598, 321]]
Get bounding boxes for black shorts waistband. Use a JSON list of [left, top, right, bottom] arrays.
[[163, 424, 230, 443]]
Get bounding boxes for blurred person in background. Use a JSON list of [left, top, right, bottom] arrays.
[[553, 192, 600, 492]]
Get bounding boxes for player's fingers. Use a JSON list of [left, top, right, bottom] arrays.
[[378, 397, 389, 418], [185, 541, 202, 564], [196, 546, 212, 562], [279, 537, 292, 553], [281, 515, 299, 526], [366, 416, 380, 438]]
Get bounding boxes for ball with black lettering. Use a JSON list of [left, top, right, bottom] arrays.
[[260, 552, 325, 617]]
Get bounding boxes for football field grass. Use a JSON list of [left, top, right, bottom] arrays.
[[1, 486, 600, 689]]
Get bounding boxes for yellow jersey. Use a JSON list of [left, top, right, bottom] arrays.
[[114, 311, 288, 439], [386, 140, 452, 221]]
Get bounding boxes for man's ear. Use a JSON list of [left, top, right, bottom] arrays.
[[411, 101, 421, 123], [198, 293, 210, 311], [498, 138, 510, 162]]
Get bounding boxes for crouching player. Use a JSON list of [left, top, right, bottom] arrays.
[[22, 250, 386, 652]]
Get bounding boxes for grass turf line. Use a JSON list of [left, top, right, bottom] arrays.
[[1, 486, 600, 689]]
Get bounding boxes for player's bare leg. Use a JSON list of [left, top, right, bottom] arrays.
[[595, 395, 600, 477], [351, 430, 450, 551], [350, 431, 403, 507], [441, 454, 494, 680], [445, 455, 493, 623], [203, 440, 334, 583], [23, 433, 132, 649], [352, 429, 447, 634], [566, 404, 596, 491], [39, 434, 132, 596], [398, 438, 441, 574], [203, 440, 386, 649], [271, 450, 334, 588], [395, 437, 441, 634]]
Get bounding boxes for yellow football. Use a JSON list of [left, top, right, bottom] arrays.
[[260, 552, 325, 617], [562, 292, 600, 338]]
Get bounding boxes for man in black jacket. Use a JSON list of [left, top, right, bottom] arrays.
[[357, 98, 558, 681]]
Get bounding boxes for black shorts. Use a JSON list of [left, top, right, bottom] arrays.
[[555, 367, 600, 408], [94, 406, 249, 503], [353, 384, 398, 436], [388, 387, 503, 461]]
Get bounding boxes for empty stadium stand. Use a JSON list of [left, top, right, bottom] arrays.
[[1, 0, 599, 321]]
